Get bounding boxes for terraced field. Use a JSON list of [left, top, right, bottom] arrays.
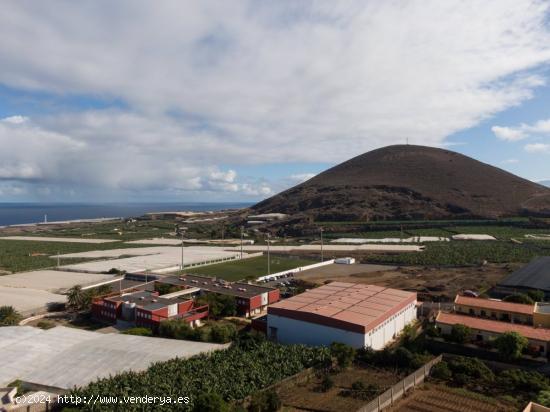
[[391, 384, 516, 412]]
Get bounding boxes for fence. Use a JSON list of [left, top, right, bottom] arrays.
[[256, 259, 335, 281], [356, 355, 443, 412]]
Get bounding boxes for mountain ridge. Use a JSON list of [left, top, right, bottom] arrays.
[[253, 145, 550, 220]]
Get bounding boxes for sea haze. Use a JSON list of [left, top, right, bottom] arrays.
[[0, 202, 251, 226]]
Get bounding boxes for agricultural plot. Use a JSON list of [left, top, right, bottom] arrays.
[[276, 366, 402, 412], [5, 220, 178, 241], [0, 239, 143, 273], [365, 240, 550, 266], [190, 255, 316, 281], [390, 383, 515, 411]]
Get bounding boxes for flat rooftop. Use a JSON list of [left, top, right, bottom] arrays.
[[268, 282, 416, 334], [498, 256, 550, 291], [107, 290, 189, 311], [454, 295, 534, 316], [436, 312, 550, 342], [0, 326, 227, 389], [160, 274, 276, 299]]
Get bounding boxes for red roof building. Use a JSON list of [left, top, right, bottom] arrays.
[[92, 290, 208, 330], [156, 274, 280, 317], [267, 282, 417, 349]]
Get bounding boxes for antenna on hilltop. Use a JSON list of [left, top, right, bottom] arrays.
[[406, 138, 409, 145]]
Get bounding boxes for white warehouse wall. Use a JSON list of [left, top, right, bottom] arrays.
[[267, 315, 366, 348], [268, 300, 417, 350], [366, 302, 417, 350]]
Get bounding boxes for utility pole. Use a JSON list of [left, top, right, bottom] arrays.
[[240, 225, 244, 259], [320, 228, 324, 262], [57, 251, 60, 268], [181, 230, 185, 271], [267, 232, 271, 276]]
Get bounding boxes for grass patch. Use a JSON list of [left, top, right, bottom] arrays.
[[189, 255, 316, 281]]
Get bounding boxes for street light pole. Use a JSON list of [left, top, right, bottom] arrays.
[[267, 232, 271, 276], [320, 227, 324, 262], [181, 231, 185, 271], [240, 225, 244, 259]]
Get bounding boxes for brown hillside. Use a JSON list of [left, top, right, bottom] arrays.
[[253, 145, 550, 220]]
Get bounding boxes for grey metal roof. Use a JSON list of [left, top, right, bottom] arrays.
[[498, 256, 550, 291]]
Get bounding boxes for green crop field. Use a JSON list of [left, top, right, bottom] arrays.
[[0, 239, 143, 273], [189, 255, 316, 281], [365, 240, 550, 266], [25, 219, 178, 241]]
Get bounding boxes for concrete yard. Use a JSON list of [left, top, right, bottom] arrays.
[[0, 287, 66, 315], [0, 326, 228, 389], [0, 270, 118, 293], [57, 246, 243, 273], [0, 236, 119, 243]]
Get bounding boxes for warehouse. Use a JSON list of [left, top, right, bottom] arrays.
[[496, 256, 550, 298], [267, 282, 416, 349], [158, 274, 280, 317], [92, 290, 208, 329]]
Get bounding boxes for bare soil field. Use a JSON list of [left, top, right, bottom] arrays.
[[389, 383, 516, 412], [294, 262, 517, 301], [276, 366, 402, 412]]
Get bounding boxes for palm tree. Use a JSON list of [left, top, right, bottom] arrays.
[[67, 285, 88, 311]]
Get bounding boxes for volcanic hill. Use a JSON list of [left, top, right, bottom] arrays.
[[252, 145, 550, 220]]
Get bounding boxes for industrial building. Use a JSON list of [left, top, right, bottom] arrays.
[[496, 256, 550, 298], [157, 274, 280, 317], [267, 282, 417, 349], [92, 290, 208, 329]]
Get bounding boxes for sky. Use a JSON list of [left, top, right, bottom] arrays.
[[1, 0, 550, 203]]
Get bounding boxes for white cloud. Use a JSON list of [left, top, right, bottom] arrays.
[[501, 158, 519, 164], [525, 143, 550, 153], [289, 173, 316, 183], [491, 126, 527, 141], [0, 1, 550, 199], [492, 116, 550, 143], [1, 115, 28, 124]]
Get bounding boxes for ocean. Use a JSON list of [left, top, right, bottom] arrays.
[[0, 202, 252, 226]]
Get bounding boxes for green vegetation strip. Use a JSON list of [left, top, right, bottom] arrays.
[[0, 239, 144, 273], [69, 340, 330, 411], [365, 240, 550, 266], [189, 255, 315, 281]]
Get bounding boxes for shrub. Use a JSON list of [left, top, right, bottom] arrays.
[[527, 290, 545, 302], [497, 369, 550, 393], [447, 356, 494, 382], [317, 374, 334, 393], [494, 331, 528, 360], [192, 392, 230, 412], [0, 306, 22, 326], [430, 361, 452, 380], [36, 320, 55, 330], [503, 293, 534, 305], [210, 323, 237, 343], [449, 324, 472, 344], [123, 327, 153, 337], [330, 342, 355, 369], [537, 390, 550, 407], [248, 390, 281, 412]]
